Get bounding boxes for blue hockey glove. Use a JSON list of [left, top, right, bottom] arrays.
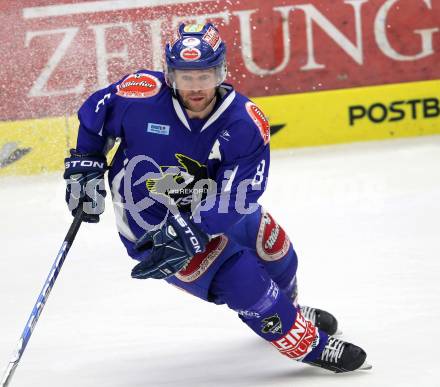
[[64, 149, 107, 223], [131, 213, 209, 280]]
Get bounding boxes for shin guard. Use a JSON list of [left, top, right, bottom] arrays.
[[210, 251, 327, 362]]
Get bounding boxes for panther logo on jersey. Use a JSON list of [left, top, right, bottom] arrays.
[[145, 153, 214, 210]]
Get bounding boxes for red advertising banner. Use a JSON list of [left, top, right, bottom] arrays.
[[0, 0, 439, 121]]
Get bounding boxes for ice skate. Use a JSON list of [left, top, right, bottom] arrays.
[[306, 336, 371, 373], [300, 305, 339, 335]]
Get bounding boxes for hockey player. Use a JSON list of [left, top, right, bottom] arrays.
[[64, 22, 369, 373]]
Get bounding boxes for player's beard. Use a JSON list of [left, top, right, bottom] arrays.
[[179, 89, 217, 116]]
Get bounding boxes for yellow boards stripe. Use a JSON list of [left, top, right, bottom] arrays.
[[255, 79, 440, 149], [1, 79, 439, 176], [0, 115, 118, 176], [0, 116, 79, 176]]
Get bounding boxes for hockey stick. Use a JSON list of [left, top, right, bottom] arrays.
[[1, 207, 84, 387]]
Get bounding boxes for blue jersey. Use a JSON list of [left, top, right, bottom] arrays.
[[76, 70, 270, 242]]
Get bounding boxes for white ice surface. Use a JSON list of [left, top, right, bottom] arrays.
[[1, 136, 440, 387]]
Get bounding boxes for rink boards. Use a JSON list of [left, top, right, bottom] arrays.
[[0, 78, 439, 176], [256, 79, 440, 148]]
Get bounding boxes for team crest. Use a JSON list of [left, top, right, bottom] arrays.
[[245, 102, 270, 145], [117, 73, 161, 98], [146, 153, 214, 210]]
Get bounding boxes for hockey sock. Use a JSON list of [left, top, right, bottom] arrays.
[[262, 244, 298, 302], [209, 251, 327, 362]]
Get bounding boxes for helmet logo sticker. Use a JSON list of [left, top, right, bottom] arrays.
[[117, 73, 161, 98], [183, 24, 204, 33], [202, 26, 221, 51], [180, 47, 201, 61], [246, 102, 270, 145], [182, 37, 201, 48]]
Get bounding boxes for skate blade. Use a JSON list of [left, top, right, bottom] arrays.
[[359, 361, 372, 371]]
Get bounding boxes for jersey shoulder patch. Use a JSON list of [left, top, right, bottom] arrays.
[[245, 101, 270, 145], [116, 72, 162, 98]]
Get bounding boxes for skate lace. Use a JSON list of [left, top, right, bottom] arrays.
[[300, 306, 317, 324], [321, 337, 345, 364]]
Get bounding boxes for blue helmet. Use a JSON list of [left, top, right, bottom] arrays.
[[165, 23, 227, 90]]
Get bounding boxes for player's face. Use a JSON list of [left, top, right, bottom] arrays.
[[174, 69, 217, 113]]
